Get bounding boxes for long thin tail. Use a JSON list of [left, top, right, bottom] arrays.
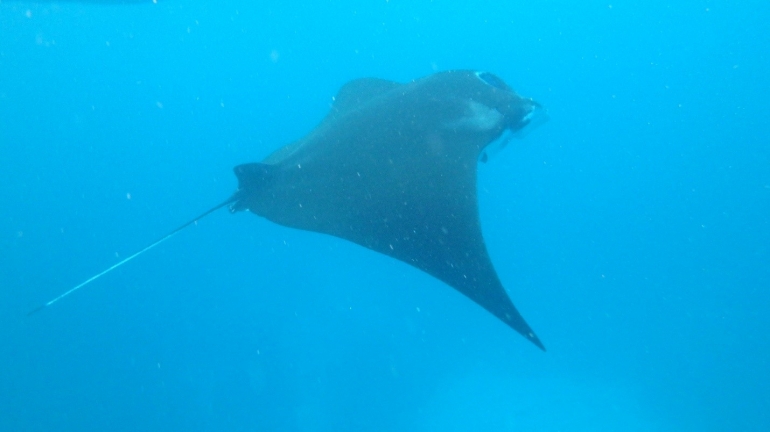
[[27, 194, 239, 316]]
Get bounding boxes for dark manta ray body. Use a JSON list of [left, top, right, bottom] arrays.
[[30, 70, 546, 350]]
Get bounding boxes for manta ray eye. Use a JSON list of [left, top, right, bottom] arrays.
[[475, 72, 510, 91]]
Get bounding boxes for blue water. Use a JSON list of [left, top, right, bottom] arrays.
[[1, 1, 768, 430]]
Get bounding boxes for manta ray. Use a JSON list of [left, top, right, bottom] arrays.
[[30, 70, 547, 350]]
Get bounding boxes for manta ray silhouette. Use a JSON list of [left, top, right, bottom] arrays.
[[30, 70, 547, 350]]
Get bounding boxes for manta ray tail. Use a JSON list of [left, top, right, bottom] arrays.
[[26, 195, 238, 316]]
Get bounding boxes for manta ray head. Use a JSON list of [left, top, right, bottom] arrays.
[[469, 71, 548, 161], [472, 71, 546, 134]]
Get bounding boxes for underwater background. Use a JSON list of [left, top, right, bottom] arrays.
[[1, 0, 768, 430]]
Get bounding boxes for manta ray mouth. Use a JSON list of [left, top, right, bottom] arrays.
[[508, 99, 550, 138], [510, 101, 549, 138], [473, 70, 548, 136], [480, 101, 548, 163]]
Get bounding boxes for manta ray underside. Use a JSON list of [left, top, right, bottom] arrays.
[[30, 70, 546, 351]]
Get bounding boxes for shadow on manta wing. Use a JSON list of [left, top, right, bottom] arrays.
[[28, 70, 548, 351]]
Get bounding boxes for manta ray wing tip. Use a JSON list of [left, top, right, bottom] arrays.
[[529, 333, 546, 352]]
